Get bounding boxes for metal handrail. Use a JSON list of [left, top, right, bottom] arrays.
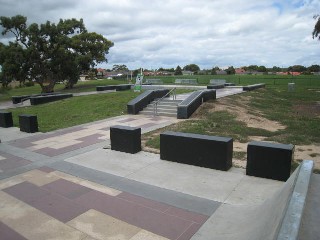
[[153, 88, 176, 116]]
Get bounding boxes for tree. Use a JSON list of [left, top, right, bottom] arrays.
[[308, 64, 320, 72], [226, 66, 235, 75], [313, 15, 320, 40], [0, 15, 113, 92], [183, 64, 200, 73], [288, 65, 307, 72], [257, 66, 267, 72], [112, 64, 128, 71], [0, 42, 29, 86], [174, 65, 182, 75], [211, 66, 220, 75], [271, 66, 282, 72]]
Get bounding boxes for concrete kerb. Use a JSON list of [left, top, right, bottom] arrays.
[[277, 160, 314, 240]]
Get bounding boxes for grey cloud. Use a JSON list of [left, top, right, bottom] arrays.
[[0, 0, 319, 69]]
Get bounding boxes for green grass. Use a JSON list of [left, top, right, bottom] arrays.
[[145, 74, 320, 86], [145, 84, 320, 149], [9, 91, 140, 132], [0, 78, 130, 102]]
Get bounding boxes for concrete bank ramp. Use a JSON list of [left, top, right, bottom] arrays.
[[192, 160, 313, 240]]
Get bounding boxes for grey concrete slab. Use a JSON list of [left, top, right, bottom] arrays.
[[192, 167, 299, 240], [64, 148, 282, 204], [0, 127, 42, 142], [65, 148, 159, 177], [49, 160, 221, 216]]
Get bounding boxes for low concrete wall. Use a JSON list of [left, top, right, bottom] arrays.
[[191, 160, 314, 240], [160, 131, 233, 171], [177, 89, 216, 119], [96, 84, 133, 91], [12, 92, 62, 104], [30, 93, 73, 105], [127, 89, 169, 114], [243, 83, 265, 91], [246, 141, 294, 181], [110, 125, 141, 154], [207, 84, 225, 89]]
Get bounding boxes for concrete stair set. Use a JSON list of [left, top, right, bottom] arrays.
[[139, 99, 182, 117]]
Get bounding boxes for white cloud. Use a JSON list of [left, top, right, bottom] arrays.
[[0, 0, 319, 69]]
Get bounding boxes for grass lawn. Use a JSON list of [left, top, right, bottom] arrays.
[[9, 91, 140, 132], [143, 83, 320, 171], [145, 84, 320, 147], [0, 78, 130, 102]]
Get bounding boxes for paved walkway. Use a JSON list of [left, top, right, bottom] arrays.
[[0, 113, 284, 240], [0, 88, 315, 240]]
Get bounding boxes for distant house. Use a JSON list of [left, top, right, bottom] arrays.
[[182, 70, 194, 76], [97, 68, 107, 78], [235, 68, 246, 75], [216, 70, 227, 75], [289, 72, 301, 76]]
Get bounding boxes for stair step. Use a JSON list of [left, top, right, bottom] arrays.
[[145, 105, 177, 110], [140, 110, 177, 117]]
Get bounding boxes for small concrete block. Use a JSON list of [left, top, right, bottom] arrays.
[[110, 125, 141, 154], [246, 141, 294, 181], [19, 114, 38, 133], [0, 112, 13, 128]]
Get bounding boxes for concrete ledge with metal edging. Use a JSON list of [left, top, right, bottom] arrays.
[[30, 93, 73, 105], [177, 89, 216, 119], [127, 89, 169, 114], [243, 83, 265, 91], [160, 131, 233, 171], [96, 84, 133, 91], [12, 92, 63, 104]]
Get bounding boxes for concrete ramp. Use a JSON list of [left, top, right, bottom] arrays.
[[192, 160, 314, 240]]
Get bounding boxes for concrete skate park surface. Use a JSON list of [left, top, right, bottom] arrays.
[[0, 90, 316, 239]]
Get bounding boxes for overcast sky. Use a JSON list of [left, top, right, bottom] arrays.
[[0, 0, 319, 70]]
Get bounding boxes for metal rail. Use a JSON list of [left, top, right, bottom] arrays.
[[153, 88, 176, 116]]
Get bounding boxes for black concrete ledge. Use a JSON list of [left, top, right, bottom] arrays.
[[246, 141, 294, 181], [30, 93, 73, 105], [12, 92, 62, 104], [160, 131, 233, 171], [0, 111, 13, 128], [201, 89, 217, 102], [207, 84, 225, 89], [127, 89, 169, 114], [19, 114, 38, 133], [177, 91, 203, 119], [225, 83, 236, 86], [243, 83, 266, 91], [177, 90, 216, 119], [96, 84, 133, 91], [110, 125, 141, 154]]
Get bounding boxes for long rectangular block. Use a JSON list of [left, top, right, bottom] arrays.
[[246, 141, 294, 181], [110, 125, 141, 154], [19, 114, 38, 133], [30, 93, 73, 105], [160, 131, 233, 171], [0, 111, 13, 128]]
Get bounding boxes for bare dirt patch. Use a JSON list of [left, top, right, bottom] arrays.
[[208, 96, 286, 132], [293, 102, 320, 118]]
